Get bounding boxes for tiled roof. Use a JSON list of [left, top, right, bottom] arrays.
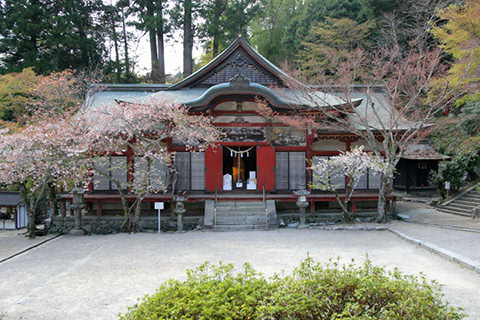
[[402, 143, 450, 160], [0, 192, 22, 206]]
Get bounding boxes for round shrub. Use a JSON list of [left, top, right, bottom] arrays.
[[119, 258, 465, 320]]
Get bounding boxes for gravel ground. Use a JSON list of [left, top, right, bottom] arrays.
[[1, 229, 480, 320], [0, 231, 56, 262], [391, 201, 480, 263]]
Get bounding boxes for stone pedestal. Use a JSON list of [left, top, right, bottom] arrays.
[[294, 190, 310, 228], [174, 196, 186, 232]]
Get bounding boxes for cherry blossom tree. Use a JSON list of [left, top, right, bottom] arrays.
[[260, 35, 473, 222], [311, 147, 393, 222], [86, 97, 222, 232], [0, 114, 91, 238]]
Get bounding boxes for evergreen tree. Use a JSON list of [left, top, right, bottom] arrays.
[[279, 0, 374, 64], [0, 0, 107, 75], [128, 0, 170, 83], [197, 0, 260, 67]]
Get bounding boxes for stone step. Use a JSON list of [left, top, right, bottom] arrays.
[[216, 211, 267, 218], [460, 197, 480, 205], [215, 202, 265, 209], [465, 192, 480, 198], [215, 207, 266, 213], [437, 207, 472, 217], [446, 202, 477, 210], [440, 205, 473, 215], [455, 200, 479, 207], [212, 224, 271, 231], [216, 215, 268, 225]]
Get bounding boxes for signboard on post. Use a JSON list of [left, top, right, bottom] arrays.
[[445, 181, 451, 190], [154, 202, 164, 233]]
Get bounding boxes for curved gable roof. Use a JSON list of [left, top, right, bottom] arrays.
[[167, 36, 302, 90]]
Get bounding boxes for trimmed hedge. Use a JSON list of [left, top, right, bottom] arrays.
[[119, 258, 465, 320]]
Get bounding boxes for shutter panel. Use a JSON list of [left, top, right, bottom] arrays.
[[93, 157, 110, 191], [368, 169, 381, 189], [111, 156, 128, 190], [289, 152, 306, 190], [191, 152, 205, 190], [312, 156, 328, 189], [151, 158, 168, 191], [176, 152, 191, 191], [329, 156, 346, 189], [356, 171, 368, 189], [275, 152, 289, 190], [133, 156, 148, 188]]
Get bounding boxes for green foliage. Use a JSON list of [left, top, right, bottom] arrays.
[[297, 17, 372, 81], [431, 0, 480, 105], [278, 0, 374, 64], [120, 258, 464, 320], [430, 151, 480, 194], [432, 100, 480, 155], [0, 0, 107, 75], [197, 0, 260, 66], [0, 68, 40, 122]]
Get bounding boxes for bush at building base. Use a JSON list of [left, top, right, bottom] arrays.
[[119, 258, 464, 320]]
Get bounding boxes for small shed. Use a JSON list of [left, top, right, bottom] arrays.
[[0, 192, 27, 230], [394, 140, 450, 193]]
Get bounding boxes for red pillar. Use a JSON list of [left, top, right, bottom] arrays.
[[257, 145, 275, 191], [205, 146, 223, 192]]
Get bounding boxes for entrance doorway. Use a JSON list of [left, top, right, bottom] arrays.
[[222, 146, 257, 190]]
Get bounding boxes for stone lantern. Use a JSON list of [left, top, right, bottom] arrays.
[[174, 195, 187, 232], [294, 190, 310, 228], [69, 186, 86, 236]]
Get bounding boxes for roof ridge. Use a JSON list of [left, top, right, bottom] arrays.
[[167, 36, 304, 90]]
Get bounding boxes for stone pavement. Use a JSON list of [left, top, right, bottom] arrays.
[[1, 230, 480, 320], [390, 201, 480, 272]]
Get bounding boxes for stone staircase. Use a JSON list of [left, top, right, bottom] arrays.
[[437, 187, 480, 217], [204, 200, 277, 231]]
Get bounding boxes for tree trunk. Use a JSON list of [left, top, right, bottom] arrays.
[[212, 0, 224, 57], [183, 0, 193, 77], [132, 197, 145, 233], [146, 3, 161, 82], [121, 7, 130, 76], [156, 0, 166, 83], [111, 14, 121, 83], [48, 183, 58, 217], [377, 174, 390, 223]]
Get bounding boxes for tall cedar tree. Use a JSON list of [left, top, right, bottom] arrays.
[[0, 0, 106, 75], [170, 0, 202, 77], [130, 0, 169, 83], [197, 0, 259, 67]]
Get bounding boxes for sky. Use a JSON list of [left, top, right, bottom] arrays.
[[131, 27, 203, 76]]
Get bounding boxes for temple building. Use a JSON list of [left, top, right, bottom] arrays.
[[55, 37, 443, 232]]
